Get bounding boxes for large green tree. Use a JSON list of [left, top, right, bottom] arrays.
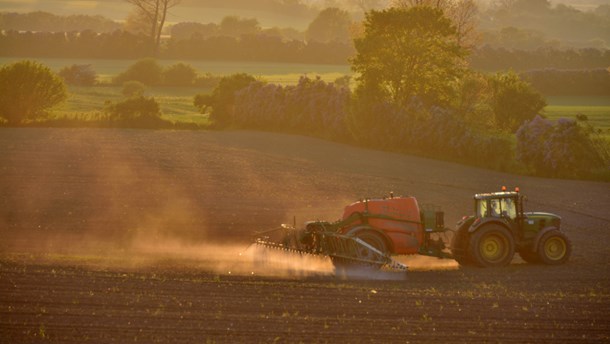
[[193, 73, 257, 127], [305, 7, 352, 44], [488, 71, 546, 132], [351, 6, 468, 108], [0, 60, 67, 124]]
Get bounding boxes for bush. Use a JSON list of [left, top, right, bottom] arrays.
[[58, 64, 97, 86], [516, 115, 610, 178], [122, 80, 146, 98], [0, 60, 67, 124], [193, 73, 222, 89], [114, 58, 162, 86], [194, 73, 257, 127], [162, 62, 197, 86], [106, 96, 161, 123]]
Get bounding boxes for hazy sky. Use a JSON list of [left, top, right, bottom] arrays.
[[0, 0, 607, 29], [0, 0, 322, 28]]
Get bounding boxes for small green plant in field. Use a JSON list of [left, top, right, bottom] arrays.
[[38, 324, 47, 339]]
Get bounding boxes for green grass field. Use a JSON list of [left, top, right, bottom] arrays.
[[52, 85, 211, 125], [545, 96, 610, 139]]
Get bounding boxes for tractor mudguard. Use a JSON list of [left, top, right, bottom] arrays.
[[468, 218, 510, 233]]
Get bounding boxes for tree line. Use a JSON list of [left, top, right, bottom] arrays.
[[0, 11, 122, 33], [522, 69, 610, 96], [0, 29, 354, 64], [1, 29, 609, 71], [470, 46, 610, 71]]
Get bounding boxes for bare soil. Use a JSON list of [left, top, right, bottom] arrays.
[[1, 128, 609, 343]]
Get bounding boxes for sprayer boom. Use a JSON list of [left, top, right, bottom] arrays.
[[253, 225, 408, 272]]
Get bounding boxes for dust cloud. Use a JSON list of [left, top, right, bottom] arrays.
[[0, 129, 459, 280], [126, 237, 335, 278], [397, 255, 459, 271]]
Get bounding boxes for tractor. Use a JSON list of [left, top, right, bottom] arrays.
[[451, 187, 572, 267], [252, 188, 572, 270]]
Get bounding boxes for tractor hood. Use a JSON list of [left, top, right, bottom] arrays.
[[525, 212, 561, 220], [524, 212, 561, 229]]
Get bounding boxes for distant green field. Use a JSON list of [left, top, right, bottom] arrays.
[[52, 85, 210, 125], [545, 96, 610, 139]]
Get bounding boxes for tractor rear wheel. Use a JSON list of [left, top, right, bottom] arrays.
[[537, 230, 571, 265], [469, 224, 515, 267]]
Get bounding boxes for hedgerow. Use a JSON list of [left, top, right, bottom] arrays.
[[348, 98, 514, 170], [231, 76, 350, 139]]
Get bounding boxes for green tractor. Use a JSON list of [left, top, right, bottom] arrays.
[[451, 187, 572, 267]]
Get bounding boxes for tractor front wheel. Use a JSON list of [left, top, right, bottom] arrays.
[[537, 230, 572, 265], [469, 224, 515, 267]]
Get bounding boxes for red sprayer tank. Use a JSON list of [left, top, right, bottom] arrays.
[[339, 197, 423, 255]]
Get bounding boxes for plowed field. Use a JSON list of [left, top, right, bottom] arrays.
[[1, 128, 609, 343]]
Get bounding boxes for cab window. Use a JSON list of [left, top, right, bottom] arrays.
[[476, 200, 488, 218], [501, 198, 517, 219], [490, 199, 501, 217]]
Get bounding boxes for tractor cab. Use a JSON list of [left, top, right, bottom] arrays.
[[471, 187, 525, 238], [474, 191, 520, 221]]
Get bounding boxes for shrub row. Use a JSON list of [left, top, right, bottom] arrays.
[[231, 76, 350, 139], [197, 74, 609, 179], [348, 100, 515, 170]]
